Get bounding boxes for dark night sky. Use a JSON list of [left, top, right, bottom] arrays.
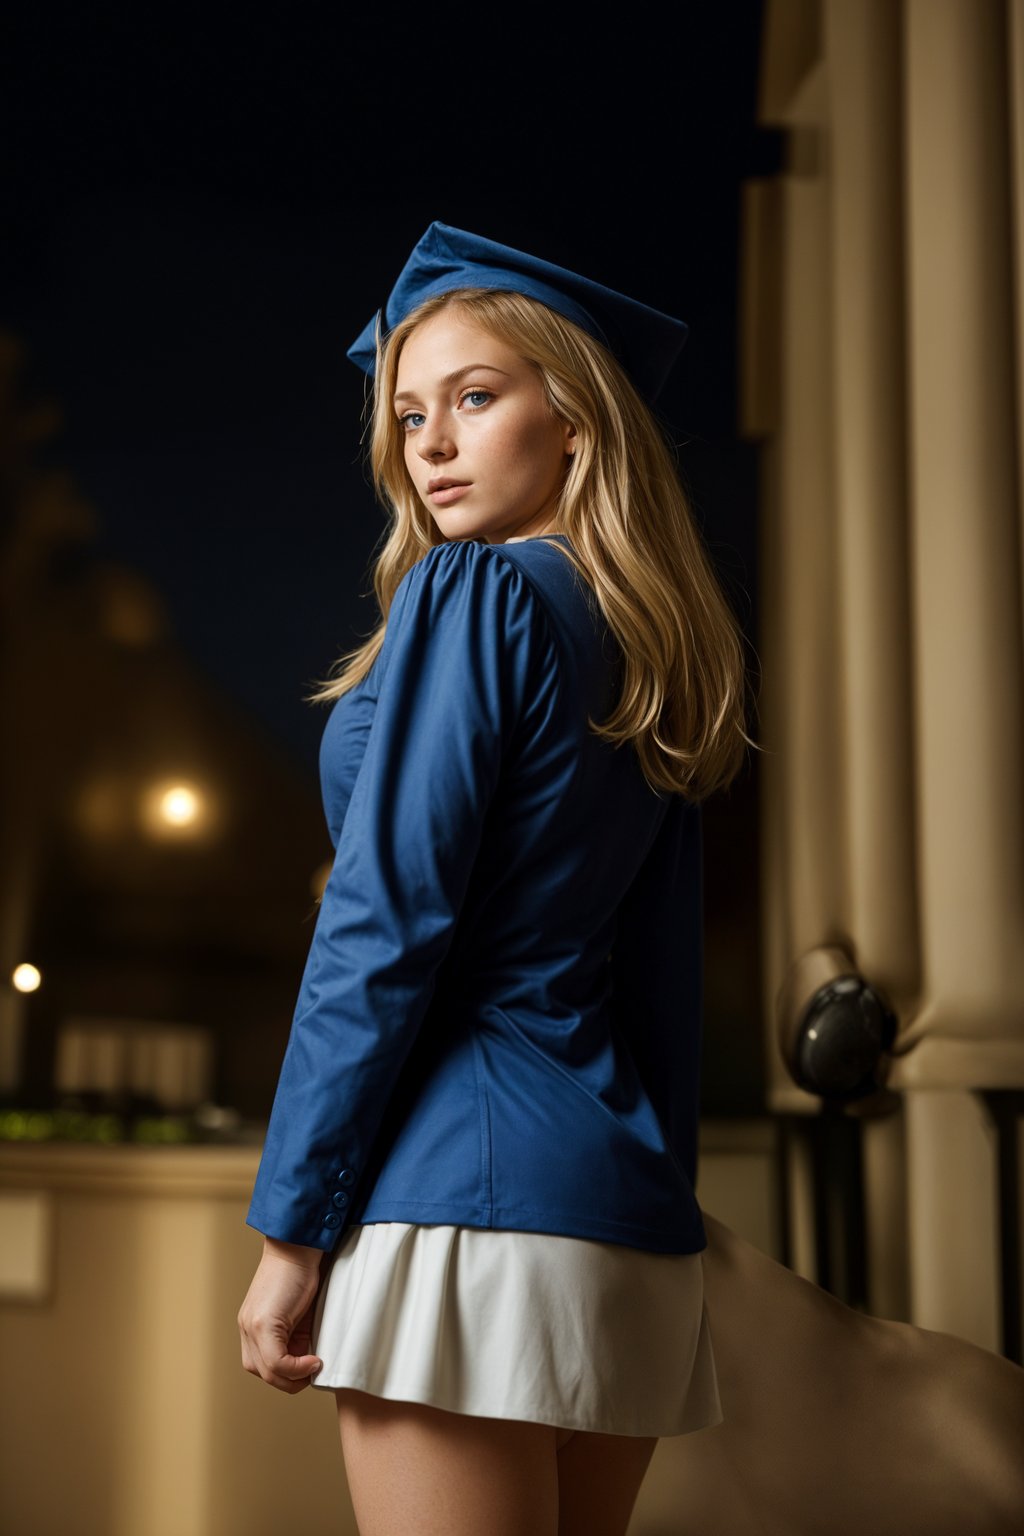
[[2, 5, 773, 774]]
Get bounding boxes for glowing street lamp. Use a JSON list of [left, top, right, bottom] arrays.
[[11, 963, 41, 994]]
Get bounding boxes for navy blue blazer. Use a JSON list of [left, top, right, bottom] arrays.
[[246, 533, 709, 1255]]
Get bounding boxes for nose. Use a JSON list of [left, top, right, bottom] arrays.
[[414, 412, 456, 464]]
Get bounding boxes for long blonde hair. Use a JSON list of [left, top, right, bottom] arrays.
[[308, 286, 759, 801]]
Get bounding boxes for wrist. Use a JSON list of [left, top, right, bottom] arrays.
[[262, 1236, 325, 1270]]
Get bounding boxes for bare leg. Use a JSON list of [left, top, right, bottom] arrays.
[[555, 1429, 660, 1536], [335, 1387, 568, 1536]]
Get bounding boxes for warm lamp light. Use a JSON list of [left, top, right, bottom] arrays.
[[11, 963, 42, 993], [140, 779, 216, 840], [159, 784, 201, 827]]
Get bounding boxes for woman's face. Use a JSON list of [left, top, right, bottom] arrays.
[[393, 310, 576, 544]]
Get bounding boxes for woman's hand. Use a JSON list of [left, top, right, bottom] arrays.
[[238, 1236, 326, 1394]]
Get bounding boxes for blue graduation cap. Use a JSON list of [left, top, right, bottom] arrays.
[[346, 221, 689, 408]]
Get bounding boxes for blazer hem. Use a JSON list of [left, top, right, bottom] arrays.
[[354, 1197, 709, 1255]]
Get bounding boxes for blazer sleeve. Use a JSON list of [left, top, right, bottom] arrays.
[[246, 540, 555, 1249], [609, 792, 705, 1193]]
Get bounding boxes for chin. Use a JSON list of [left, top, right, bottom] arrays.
[[431, 517, 496, 544]]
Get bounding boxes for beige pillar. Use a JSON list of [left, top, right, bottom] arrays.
[[901, 0, 1024, 1060], [827, 0, 919, 1018], [903, 1089, 1003, 1350]]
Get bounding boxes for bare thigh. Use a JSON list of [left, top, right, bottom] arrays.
[[334, 1388, 658, 1536], [556, 1428, 660, 1536]]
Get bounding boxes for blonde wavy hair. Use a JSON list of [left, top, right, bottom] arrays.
[[307, 287, 760, 801]]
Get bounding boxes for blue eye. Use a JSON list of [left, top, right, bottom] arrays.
[[397, 389, 494, 432]]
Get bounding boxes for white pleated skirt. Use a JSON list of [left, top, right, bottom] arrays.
[[309, 1221, 724, 1438]]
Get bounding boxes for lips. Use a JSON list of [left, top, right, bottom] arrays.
[[427, 480, 473, 506]]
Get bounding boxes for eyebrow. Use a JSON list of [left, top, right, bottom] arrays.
[[393, 364, 510, 405]]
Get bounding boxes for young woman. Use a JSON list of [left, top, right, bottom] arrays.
[[238, 222, 755, 1536]]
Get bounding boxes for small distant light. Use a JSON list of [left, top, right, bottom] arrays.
[[12, 963, 42, 993], [139, 778, 221, 841], [160, 785, 201, 827]]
